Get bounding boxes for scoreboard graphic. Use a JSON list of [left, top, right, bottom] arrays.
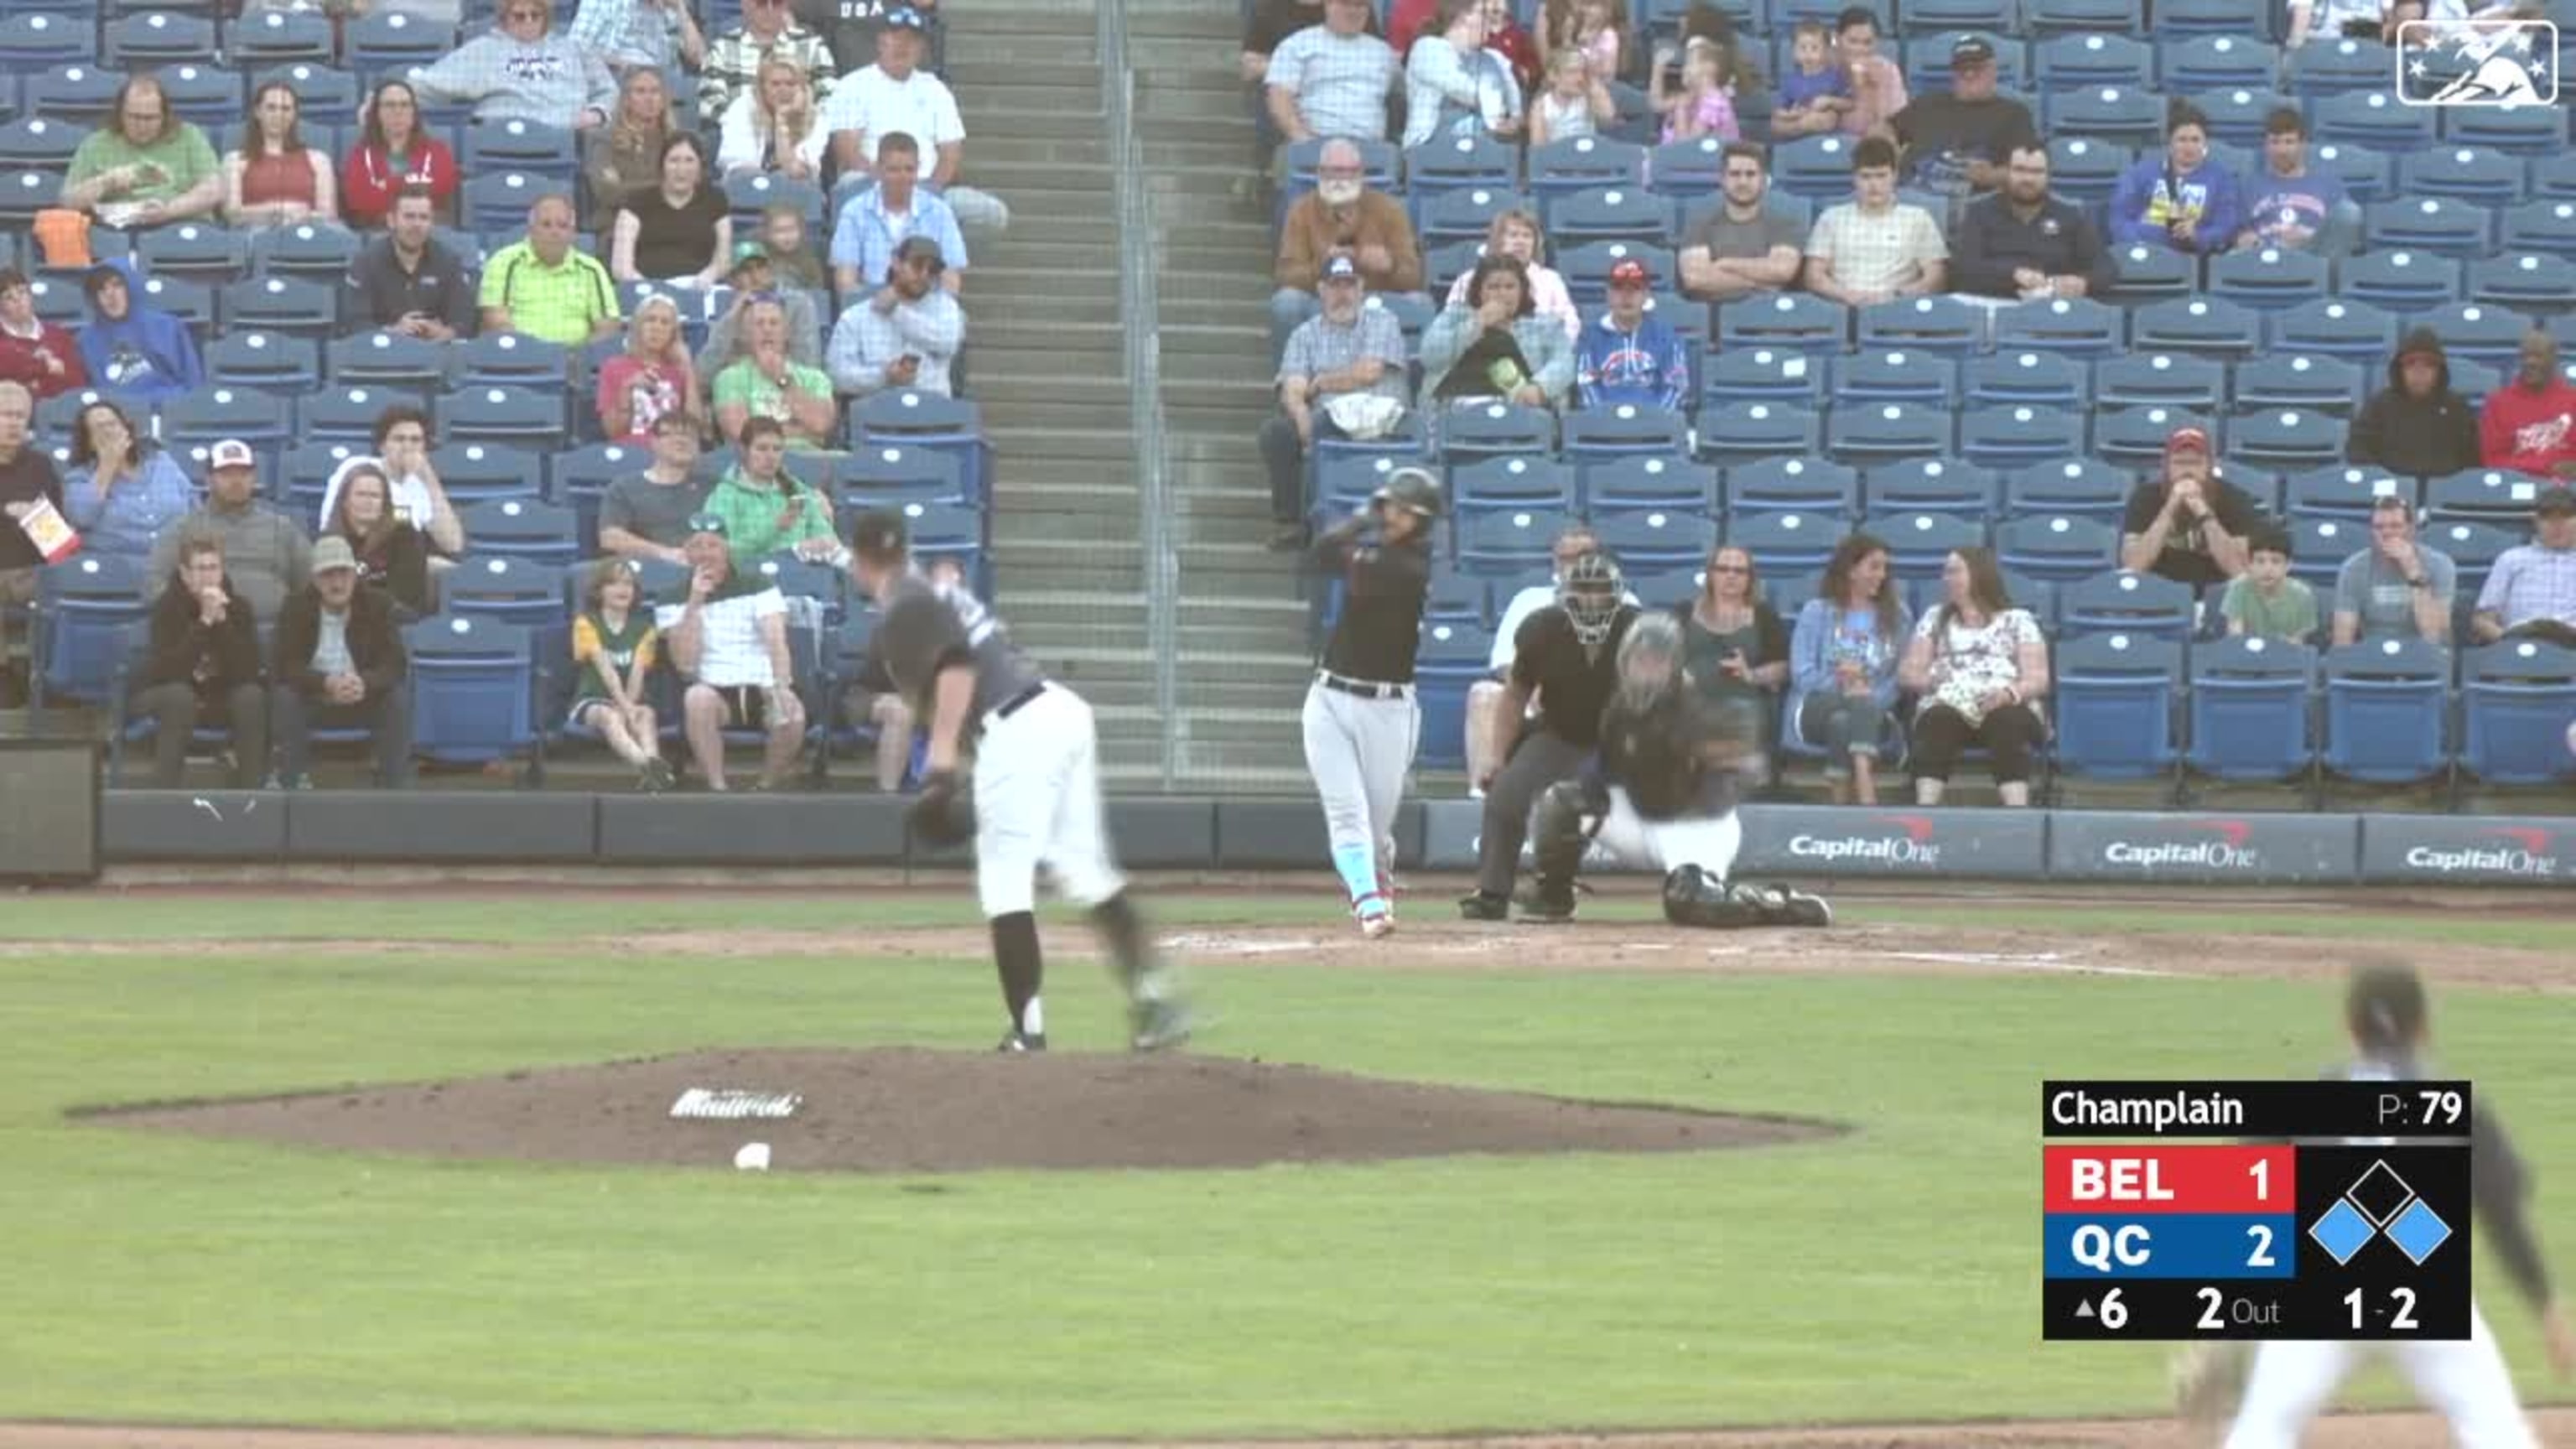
[[2042, 1080, 2474, 1340]]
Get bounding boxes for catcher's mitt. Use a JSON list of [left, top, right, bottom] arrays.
[[2170, 1340, 2249, 1440], [907, 770, 976, 847]]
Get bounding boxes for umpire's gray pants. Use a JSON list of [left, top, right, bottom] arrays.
[[1476, 731, 1592, 897], [1301, 675, 1418, 901]]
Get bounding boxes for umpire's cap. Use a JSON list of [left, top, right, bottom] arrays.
[[1373, 466, 1442, 519], [2347, 958, 2428, 1055], [850, 507, 909, 559]]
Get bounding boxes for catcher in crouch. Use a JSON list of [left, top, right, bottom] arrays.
[[1523, 613, 1832, 929]]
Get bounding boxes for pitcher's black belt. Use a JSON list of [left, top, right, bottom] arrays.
[[981, 682, 1048, 734], [1319, 672, 1410, 699]]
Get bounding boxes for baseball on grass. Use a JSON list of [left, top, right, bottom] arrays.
[[734, 1142, 771, 1171]]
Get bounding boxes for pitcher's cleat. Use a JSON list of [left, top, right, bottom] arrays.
[[1130, 997, 1197, 1052], [996, 1029, 1047, 1053]]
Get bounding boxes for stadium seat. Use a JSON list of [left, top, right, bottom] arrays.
[[1716, 293, 1846, 355], [345, 10, 454, 76], [2049, 630, 2183, 782], [2206, 247, 2329, 312], [1417, 185, 1529, 247], [298, 384, 426, 444], [2532, 153, 2576, 201], [0, 11, 86, 65], [2094, 351, 2223, 412], [2096, 405, 2215, 467], [2424, 469, 2542, 526], [253, 63, 361, 117], [2418, 301, 2537, 368], [2440, 101, 2564, 158], [278, 440, 361, 516], [1958, 404, 2087, 470], [404, 613, 539, 768], [1449, 455, 1576, 515], [1997, 512, 2120, 582], [1546, 185, 1675, 247], [2500, 199, 2576, 262], [1994, 296, 2123, 356], [2420, 518, 2516, 594], [18, 68, 118, 129], [552, 441, 648, 543], [428, 442, 545, 504], [1420, 571, 1488, 627], [225, 8, 330, 64], [1902, 29, 2027, 86], [834, 444, 971, 509], [722, 172, 824, 232], [2035, 32, 2152, 86], [2043, 85, 2163, 149], [1962, 351, 2082, 410], [461, 170, 553, 233], [2363, 196, 2494, 258], [2233, 354, 2366, 417], [1583, 454, 1717, 512], [1833, 348, 1960, 406], [153, 64, 240, 125], [2155, 0, 2272, 35], [2284, 465, 2411, 522], [1401, 132, 1516, 201], [1411, 620, 1493, 770], [1728, 509, 1846, 575], [2269, 298, 2400, 361], [459, 498, 578, 568], [1770, 133, 1858, 201], [1556, 241, 1675, 305], [1563, 403, 1690, 461], [2059, 568, 2194, 641], [219, 274, 336, 340], [1854, 296, 1982, 358], [2289, 36, 2392, 94], [1726, 455, 1858, 517], [2027, 0, 2142, 35], [1645, 136, 1733, 198], [249, 222, 362, 285], [2460, 639, 2576, 784], [1591, 508, 1717, 573], [2004, 457, 2132, 521], [2104, 240, 2196, 306], [2046, 136, 2130, 209], [0, 171, 67, 231], [326, 332, 449, 390], [462, 117, 579, 184], [1826, 401, 1951, 465], [1865, 458, 1999, 516], [2398, 145, 2529, 209], [1424, 238, 1489, 295], [2194, 87, 2293, 147], [31, 553, 153, 710], [1456, 508, 1570, 576], [2164, 34, 2281, 91], [2320, 636, 2452, 785], [1696, 401, 1822, 468], [161, 384, 289, 446], [2336, 249, 2464, 312], [2283, 517, 2366, 589], [439, 386, 566, 448], [454, 330, 571, 390], [1436, 402, 1555, 467], [1866, 509, 1985, 581], [2185, 634, 2316, 782], [2227, 408, 2345, 472], [1528, 136, 1648, 207], [440, 555, 564, 634], [136, 223, 252, 288], [2468, 253, 2576, 314], [204, 330, 319, 392], [2130, 296, 2263, 361]]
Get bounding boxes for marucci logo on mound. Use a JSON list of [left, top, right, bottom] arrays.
[[2402, 827, 2563, 878], [1785, 814, 1944, 865], [2102, 819, 2261, 870]]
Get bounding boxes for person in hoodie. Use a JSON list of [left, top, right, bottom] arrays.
[[2348, 329, 2483, 479], [412, 0, 621, 133], [0, 268, 87, 401], [2109, 102, 2241, 257], [1573, 258, 1690, 413], [2481, 328, 2576, 481], [75, 260, 203, 402], [134, 532, 267, 789]]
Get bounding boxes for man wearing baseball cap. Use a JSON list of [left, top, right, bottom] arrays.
[[2120, 425, 2262, 589], [1573, 258, 1689, 413], [271, 534, 413, 789], [1260, 247, 1409, 550], [147, 439, 311, 621], [698, 239, 825, 375], [825, 233, 963, 398], [2470, 485, 2576, 647], [1884, 35, 2036, 209]]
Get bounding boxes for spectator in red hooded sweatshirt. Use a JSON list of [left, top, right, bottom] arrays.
[[2483, 328, 2576, 482], [0, 269, 86, 400]]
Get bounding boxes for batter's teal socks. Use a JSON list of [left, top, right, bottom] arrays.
[[1331, 844, 1381, 908]]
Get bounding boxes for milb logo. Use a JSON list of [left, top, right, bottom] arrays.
[[2402, 826, 2563, 878], [1785, 813, 1944, 865], [2101, 819, 2262, 870]]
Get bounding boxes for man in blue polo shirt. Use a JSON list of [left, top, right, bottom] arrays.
[[828, 130, 968, 297]]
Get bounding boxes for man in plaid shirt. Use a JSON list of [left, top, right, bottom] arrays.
[[699, 0, 838, 122], [1259, 251, 1410, 550], [1802, 136, 1947, 308]]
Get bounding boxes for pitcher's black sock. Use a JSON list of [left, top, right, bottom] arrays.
[[1091, 891, 1160, 993], [990, 911, 1043, 1035]]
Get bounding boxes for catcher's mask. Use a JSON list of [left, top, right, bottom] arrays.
[[1559, 550, 1624, 649], [1616, 611, 1683, 709]]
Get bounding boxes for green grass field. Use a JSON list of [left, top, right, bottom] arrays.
[[3, 894, 2570, 1439]]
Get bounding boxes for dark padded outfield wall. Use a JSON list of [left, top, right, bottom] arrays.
[[104, 790, 286, 864], [0, 739, 101, 883], [289, 792, 597, 864], [2358, 813, 2576, 886], [597, 795, 909, 865], [2047, 812, 2360, 884], [1217, 798, 1423, 871]]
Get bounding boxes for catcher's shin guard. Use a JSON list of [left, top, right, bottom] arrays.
[[1526, 778, 1596, 912], [1661, 869, 1832, 929]]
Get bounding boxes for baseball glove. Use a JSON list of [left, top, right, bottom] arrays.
[[907, 769, 976, 847], [2170, 1340, 2249, 1440]]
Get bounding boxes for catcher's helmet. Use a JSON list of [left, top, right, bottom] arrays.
[[1615, 610, 1683, 707], [1372, 467, 1442, 520], [1559, 549, 1625, 648]]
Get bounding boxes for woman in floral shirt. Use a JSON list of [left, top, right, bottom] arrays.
[[1897, 546, 2050, 808]]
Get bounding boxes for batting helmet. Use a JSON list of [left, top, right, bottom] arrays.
[[1615, 610, 1684, 708], [1559, 549, 1625, 648], [1373, 467, 1442, 520]]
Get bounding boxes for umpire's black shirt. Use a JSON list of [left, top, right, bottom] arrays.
[[1315, 527, 1431, 683], [1510, 604, 1639, 747]]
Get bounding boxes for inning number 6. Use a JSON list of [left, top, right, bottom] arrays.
[[2246, 1224, 2277, 1269]]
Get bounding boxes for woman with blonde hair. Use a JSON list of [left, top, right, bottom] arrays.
[[595, 293, 699, 442], [719, 56, 828, 181], [1441, 209, 1581, 340], [584, 68, 675, 216]]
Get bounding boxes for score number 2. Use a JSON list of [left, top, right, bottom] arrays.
[[2348, 1287, 2421, 1331]]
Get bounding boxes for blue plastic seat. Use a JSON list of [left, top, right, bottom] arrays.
[[2424, 469, 2542, 527], [2185, 635, 2316, 782], [1563, 404, 1690, 461], [1700, 344, 1826, 408], [2035, 32, 2152, 86], [1436, 401, 1555, 467], [225, 8, 331, 64], [1962, 351, 2083, 410], [252, 63, 361, 117], [2363, 196, 2494, 258], [1726, 455, 1858, 518], [454, 330, 572, 390], [1449, 455, 1576, 516], [1401, 132, 1515, 202], [161, 384, 289, 446], [2337, 248, 2464, 312], [153, 64, 240, 126], [136, 223, 252, 288], [1592, 508, 1718, 573], [2228, 408, 2345, 472], [205, 330, 319, 392], [1456, 507, 1571, 577], [2284, 517, 2366, 589], [1997, 512, 2120, 583], [1728, 509, 1846, 576], [2268, 298, 2400, 361], [1412, 619, 1496, 770], [2207, 246, 2329, 312], [2418, 518, 2516, 595], [2094, 351, 2224, 411], [1528, 135, 1648, 207], [2315, 91, 2436, 152], [1865, 509, 1985, 581], [1993, 296, 2124, 356], [1902, 29, 2027, 86], [2163, 34, 2279, 91], [2397, 144, 2529, 209], [1583, 454, 1716, 512], [249, 222, 361, 285], [2531, 153, 2576, 202], [345, 9, 454, 76], [2290, 36, 2393, 94], [1865, 458, 1998, 515], [2235, 353, 2366, 416], [442, 555, 565, 635], [18, 69, 118, 130], [1555, 241, 1675, 306], [2500, 199, 2576, 262], [2194, 86, 2293, 147], [2027, 0, 2142, 35], [2050, 630, 2183, 782], [1826, 401, 1952, 465], [0, 170, 67, 230], [1834, 348, 1960, 407], [2460, 639, 2576, 784], [2156, 0, 2271, 35], [2130, 296, 2264, 361], [2285, 465, 2411, 522], [0, 11, 88, 65], [110, 11, 222, 65], [2419, 301, 2538, 368], [1854, 296, 1982, 358], [326, 332, 449, 390], [459, 498, 579, 568], [2469, 252, 2576, 314], [439, 385, 566, 448], [218, 273, 336, 340], [1958, 404, 2085, 470], [31, 553, 153, 710], [461, 117, 579, 182], [2439, 102, 2564, 158], [835, 444, 970, 510], [298, 384, 427, 444], [427, 442, 545, 505], [887, 501, 989, 597], [1546, 184, 1675, 247], [2059, 568, 2194, 641], [1770, 133, 1859, 201], [461, 170, 553, 234], [2096, 405, 2215, 468], [2046, 136, 2132, 209], [2320, 637, 2451, 784], [1696, 401, 1821, 468], [1417, 185, 1530, 247], [403, 613, 538, 767], [2005, 457, 2131, 521], [2043, 84, 2164, 149], [1715, 292, 1846, 355], [2103, 239, 2197, 306]]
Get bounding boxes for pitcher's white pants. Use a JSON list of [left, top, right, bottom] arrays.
[[2224, 1301, 2536, 1449], [974, 685, 1123, 918]]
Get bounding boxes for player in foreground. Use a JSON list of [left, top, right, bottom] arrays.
[[2185, 960, 2575, 1446], [846, 509, 1192, 1054], [1520, 613, 1829, 928]]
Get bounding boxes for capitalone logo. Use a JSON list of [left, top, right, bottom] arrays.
[[2403, 828, 2560, 877], [2103, 819, 2261, 870], [1786, 815, 1943, 865]]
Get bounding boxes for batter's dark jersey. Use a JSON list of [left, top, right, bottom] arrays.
[[1596, 685, 1742, 820], [1313, 527, 1431, 683], [866, 573, 1044, 730], [1509, 605, 1639, 748]]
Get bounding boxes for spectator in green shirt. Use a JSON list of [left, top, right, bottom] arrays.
[[711, 295, 839, 449], [476, 193, 625, 346], [2220, 526, 2321, 644], [60, 75, 224, 229], [702, 416, 842, 569]]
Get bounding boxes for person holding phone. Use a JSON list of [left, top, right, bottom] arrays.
[[1678, 544, 1788, 782]]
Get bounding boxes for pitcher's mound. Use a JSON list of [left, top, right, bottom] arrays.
[[86, 1047, 1842, 1173]]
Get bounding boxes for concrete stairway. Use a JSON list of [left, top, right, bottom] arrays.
[[1129, 0, 1320, 793], [935, 1, 1170, 785]]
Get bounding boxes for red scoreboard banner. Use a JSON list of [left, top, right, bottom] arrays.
[[2043, 1145, 2298, 1216]]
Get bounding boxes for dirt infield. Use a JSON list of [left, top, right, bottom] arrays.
[[77, 1046, 1837, 1173]]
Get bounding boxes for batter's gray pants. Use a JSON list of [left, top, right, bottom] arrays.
[[1301, 677, 1417, 903], [1476, 731, 1592, 897]]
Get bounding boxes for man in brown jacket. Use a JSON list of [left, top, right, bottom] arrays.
[[1270, 138, 1425, 359]]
